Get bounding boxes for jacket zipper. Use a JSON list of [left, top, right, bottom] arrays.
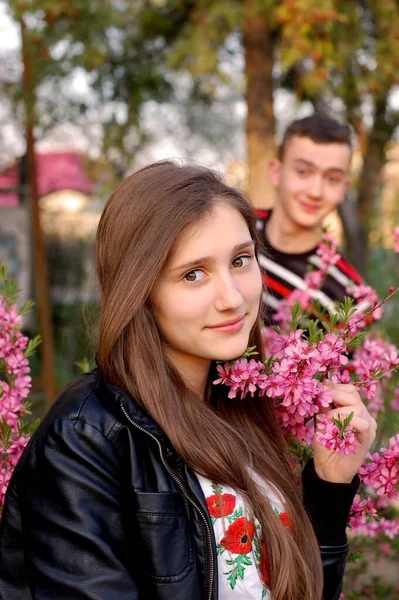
[[119, 402, 215, 600]]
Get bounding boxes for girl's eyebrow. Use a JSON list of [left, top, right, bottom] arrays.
[[171, 240, 255, 272]]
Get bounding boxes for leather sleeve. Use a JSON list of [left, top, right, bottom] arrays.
[[302, 459, 359, 600], [17, 417, 139, 600]]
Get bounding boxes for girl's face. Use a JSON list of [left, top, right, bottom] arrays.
[[150, 202, 262, 377]]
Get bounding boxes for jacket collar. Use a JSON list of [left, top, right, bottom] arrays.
[[98, 368, 170, 445]]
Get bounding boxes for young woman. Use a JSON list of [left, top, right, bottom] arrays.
[[0, 162, 375, 600]]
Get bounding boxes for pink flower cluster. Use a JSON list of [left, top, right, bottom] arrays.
[[263, 331, 349, 440], [0, 294, 32, 511], [316, 232, 341, 269], [214, 359, 267, 399], [273, 232, 341, 326], [348, 494, 378, 529], [316, 415, 357, 456], [353, 335, 399, 403], [216, 328, 353, 442], [345, 283, 382, 324], [0, 297, 31, 426], [349, 517, 399, 540], [358, 434, 399, 501]]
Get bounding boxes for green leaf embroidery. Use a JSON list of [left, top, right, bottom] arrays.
[[227, 506, 243, 524], [211, 483, 223, 495], [224, 554, 253, 589], [217, 543, 226, 555], [253, 537, 261, 564]]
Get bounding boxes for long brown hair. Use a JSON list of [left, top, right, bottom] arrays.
[[95, 161, 323, 600]]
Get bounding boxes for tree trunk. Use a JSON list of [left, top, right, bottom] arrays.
[[346, 95, 393, 276], [338, 191, 368, 277], [242, 2, 276, 208], [357, 99, 388, 227]]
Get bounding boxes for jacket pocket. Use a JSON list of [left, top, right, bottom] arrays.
[[133, 491, 194, 582]]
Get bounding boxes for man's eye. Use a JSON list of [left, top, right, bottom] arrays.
[[232, 255, 252, 268], [184, 269, 205, 283]]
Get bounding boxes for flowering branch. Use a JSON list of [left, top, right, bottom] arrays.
[[0, 266, 40, 514]]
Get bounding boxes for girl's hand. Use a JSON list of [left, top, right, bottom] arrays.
[[313, 383, 377, 484]]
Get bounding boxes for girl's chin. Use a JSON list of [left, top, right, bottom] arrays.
[[210, 342, 250, 363]]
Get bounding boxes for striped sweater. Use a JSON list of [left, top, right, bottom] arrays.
[[255, 209, 370, 325]]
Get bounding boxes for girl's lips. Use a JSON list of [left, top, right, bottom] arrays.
[[299, 200, 320, 213], [207, 316, 245, 334]]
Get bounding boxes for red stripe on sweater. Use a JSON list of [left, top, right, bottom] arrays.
[[255, 208, 271, 220], [336, 258, 362, 285], [263, 273, 292, 298]]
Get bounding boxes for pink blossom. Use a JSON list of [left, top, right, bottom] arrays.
[[304, 269, 324, 290], [353, 335, 399, 399], [316, 415, 357, 455], [214, 358, 267, 399], [349, 494, 377, 529], [7, 435, 29, 467], [0, 468, 12, 505], [316, 232, 340, 269], [0, 282, 37, 513], [359, 435, 399, 500], [350, 517, 399, 540]]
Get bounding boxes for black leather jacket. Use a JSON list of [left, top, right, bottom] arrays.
[[0, 369, 358, 600]]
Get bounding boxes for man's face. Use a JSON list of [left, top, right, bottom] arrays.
[[269, 136, 351, 230]]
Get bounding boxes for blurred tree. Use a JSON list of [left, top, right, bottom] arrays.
[[164, 0, 399, 272], [283, 1, 399, 273], [6, 1, 399, 272], [7, 0, 187, 178], [6, 0, 344, 202], [158, 0, 342, 207]]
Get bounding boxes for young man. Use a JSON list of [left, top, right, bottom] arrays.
[[255, 113, 371, 324]]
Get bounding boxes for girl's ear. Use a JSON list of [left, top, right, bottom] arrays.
[[268, 159, 282, 188]]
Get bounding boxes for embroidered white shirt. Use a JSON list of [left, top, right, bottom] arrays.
[[196, 474, 289, 600]]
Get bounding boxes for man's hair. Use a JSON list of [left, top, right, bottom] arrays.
[[278, 113, 352, 160]]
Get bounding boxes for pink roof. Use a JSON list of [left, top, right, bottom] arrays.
[[0, 152, 93, 207]]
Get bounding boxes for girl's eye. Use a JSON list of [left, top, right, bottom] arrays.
[[184, 269, 205, 283], [232, 255, 253, 268]]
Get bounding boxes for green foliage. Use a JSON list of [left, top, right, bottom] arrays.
[[24, 335, 42, 358], [75, 357, 94, 374], [333, 411, 354, 433], [0, 265, 20, 307]]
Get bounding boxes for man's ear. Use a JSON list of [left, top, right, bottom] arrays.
[[268, 159, 281, 187]]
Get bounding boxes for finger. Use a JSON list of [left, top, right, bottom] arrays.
[[317, 414, 376, 442], [324, 406, 365, 421], [328, 383, 357, 393], [322, 408, 377, 435], [331, 389, 363, 407], [349, 416, 376, 445]]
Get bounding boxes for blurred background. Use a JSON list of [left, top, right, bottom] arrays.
[[1, 0, 399, 397], [0, 0, 399, 595], [2, 0, 399, 405]]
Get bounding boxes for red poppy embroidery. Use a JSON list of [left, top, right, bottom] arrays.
[[206, 493, 236, 518], [259, 543, 270, 587], [220, 516, 256, 554], [279, 512, 291, 529]]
